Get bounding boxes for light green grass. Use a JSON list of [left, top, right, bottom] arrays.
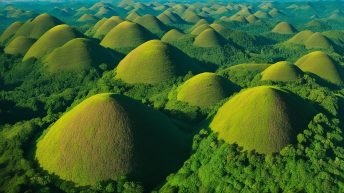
[[161, 29, 185, 43], [193, 28, 227, 47], [177, 72, 237, 107], [134, 14, 168, 36], [44, 38, 115, 73], [304, 32, 333, 49], [36, 93, 189, 186], [4, 36, 35, 56], [287, 30, 314, 44], [0, 21, 23, 44], [210, 86, 316, 154], [77, 14, 98, 22], [261, 61, 303, 81], [23, 24, 83, 61], [116, 40, 201, 84], [296, 51, 343, 84], [100, 21, 154, 49], [94, 16, 123, 39], [191, 24, 211, 35], [272, 22, 297, 34]]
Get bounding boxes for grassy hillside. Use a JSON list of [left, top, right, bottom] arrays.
[[4, 36, 35, 56], [261, 61, 304, 81], [210, 86, 317, 154]]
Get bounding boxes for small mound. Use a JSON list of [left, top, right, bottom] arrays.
[[78, 14, 99, 23], [134, 14, 168, 36], [194, 28, 227, 47], [100, 21, 154, 50], [295, 51, 343, 84], [95, 7, 118, 18], [304, 32, 333, 50], [4, 36, 35, 56], [157, 10, 184, 25], [126, 11, 140, 21], [116, 40, 201, 84], [183, 11, 202, 23], [246, 14, 258, 23], [94, 16, 124, 39], [210, 86, 317, 154], [261, 61, 303, 81], [177, 72, 237, 107], [191, 24, 211, 35], [161, 29, 185, 43], [91, 18, 108, 34], [23, 24, 84, 61], [44, 38, 115, 73], [287, 30, 314, 44], [0, 21, 24, 44], [14, 13, 63, 39], [254, 10, 270, 18], [190, 19, 209, 31], [36, 93, 189, 186], [272, 22, 297, 34], [229, 15, 248, 23]]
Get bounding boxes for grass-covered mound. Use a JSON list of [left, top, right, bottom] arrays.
[[14, 13, 63, 39], [94, 16, 123, 39], [161, 29, 185, 43], [272, 22, 297, 34], [0, 21, 23, 44], [36, 93, 189, 186], [210, 86, 317, 154], [23, 24, 84, 61], [91, 17, 108, 34], [191, 24, 211, 35], [44, 38, 115, 73], [209, 23, 228, 36], [177, 72, 237, 107], [134, 14, 168, 36], [287, 30, 314, 44], [190, 19, 209, 31], [100, 21, 154, 50], [116, 40, 201, 84], [261, 61, 304, 82], [304, 32, 333, 50], [157, 10, 184, 25], [4, 36, 35, 56], [194, 28, 227, 47], [77, 14, 98, 23], [126, 11, 140, 21], [295, 51, 344, 84]]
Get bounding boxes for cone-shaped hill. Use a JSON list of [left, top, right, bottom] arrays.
[[116, 40, 202, 84], [157, 10, 185, 25], [4, 36, 35, 56], [161, 29, 185, 43], [77, 14, 99, 23], [272, 22, 297, 34], [94, 16, 124, 39], [261, 61, 304, 82], [210, 86, 317, 154], [100, 21, 155, 50], [194, 28, 227, 47], [91, 17, 108, 34], [190, 19, 209, 31], [0, 21, 24, 44], [209, 23, 229, 36], [177, 72, 238, 108], [44, 38, 116, 73], [23, 24, 84, 61], [191, 24, 211, 35], [295, 51, 344, 84], [36, 93, 189, 186], [134, 14, 169, 36], [126, 11, 141, 21], [287, 30, 314, 44], [304, 32, 333, 50], [14, 13, 63, 39]]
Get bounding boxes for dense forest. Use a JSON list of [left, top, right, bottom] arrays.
[[0, 0, 344, 193]]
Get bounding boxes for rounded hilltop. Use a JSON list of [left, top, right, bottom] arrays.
[[36, 93, 189, 186], [261, 61, 304, 82], [4, 36, 35, 56], [210, 86, 317, 154]]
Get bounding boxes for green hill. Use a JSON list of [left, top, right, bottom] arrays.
[[126, 11, 140, 21], [0, 21, 24, 44], [261, 61, 303, 82], [183, 11, 202, 23], [177, 72, 237, 107], [209, 23, 228, 36], [91, 18, 108, 34], [44, 38, 115, 73], [100, 21, 154, 50], [304, 32, 333, 50], [94, 16, 123, 39], [272, 22, 297, 34], [191, 24, 211, 35], [287, 30, 314, 44], [157, 10, 184, 25], [210, 86, 317, 154], [194, 28, 227, 47], [161, 29, 185, 43], [77, 14, 99, 23], [14, 13, 63, 39], [4, 36, 35, 56], [23, 24, 84, 61], [36, 93, 189, 186], [116, 40, 201, 84], [134, 14, 168, 36], [295, 51, 343, 84], [190, 19, 209, 31]]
